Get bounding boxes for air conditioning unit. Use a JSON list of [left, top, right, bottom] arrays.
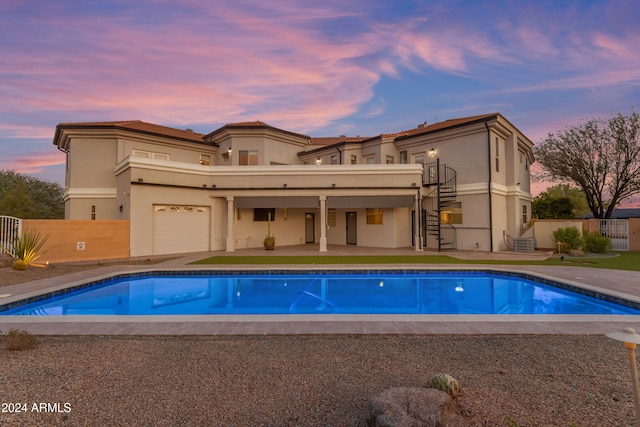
[[514, 237, 535, 252]]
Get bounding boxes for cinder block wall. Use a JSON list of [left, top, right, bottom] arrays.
[[22, 220, 130, 263]]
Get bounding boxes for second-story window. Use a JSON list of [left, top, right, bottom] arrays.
[[199, 154, 211, 165], [399, 151, 407, 164], [239, 150, 258, 165], [386, 155, 394, 164], [351, 155, 357, 164], [495, 137, 500, 172], [330, 155, 338, 165]]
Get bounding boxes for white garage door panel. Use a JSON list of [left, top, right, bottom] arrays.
[[153, 205, 210, 255]]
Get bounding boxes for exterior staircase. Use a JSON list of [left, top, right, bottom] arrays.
[[422, 160, 457, 251]]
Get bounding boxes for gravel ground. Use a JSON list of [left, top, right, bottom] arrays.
[[1, 335, 638, 426], [1, 263, 639, 426]]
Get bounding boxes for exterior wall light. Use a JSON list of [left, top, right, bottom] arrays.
[[429, 148, 436, 158], [316, 157, 322, 165], [227, 147, 232, 157]]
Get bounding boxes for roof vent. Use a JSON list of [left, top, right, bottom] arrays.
[[417, 121, 427, 129], [185, 128, 194, 134]]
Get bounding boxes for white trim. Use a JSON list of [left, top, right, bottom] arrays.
[[64, 188, 117, 200], [116, 156, 424, 178]]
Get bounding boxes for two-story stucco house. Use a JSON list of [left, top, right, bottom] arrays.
[[53, 113, 534, 256]]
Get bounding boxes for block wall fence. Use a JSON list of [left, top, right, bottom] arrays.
[[22, 220, 130, 263]]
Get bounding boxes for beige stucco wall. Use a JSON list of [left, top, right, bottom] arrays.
[[22, 220, 129, 263], [532, 220, 584, 249]]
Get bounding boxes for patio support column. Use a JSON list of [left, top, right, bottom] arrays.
[[226, 196, 235, 252], [319, 195, 327, 252], [414, 191, 421, 251]]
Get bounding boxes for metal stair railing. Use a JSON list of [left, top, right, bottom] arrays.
[[422, 160, 457, 251]]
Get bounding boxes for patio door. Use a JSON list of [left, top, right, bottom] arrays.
[[305, 213, 315, 243], [346, 212, 357, 245]]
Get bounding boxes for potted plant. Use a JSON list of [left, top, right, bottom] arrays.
[[263, 212, 275, 250]]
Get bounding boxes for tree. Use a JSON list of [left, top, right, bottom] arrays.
[[0, 170, 64, 219], [532, 193, 574, 219], [538, 184, 591, 218], [535, 110, 640, 218]]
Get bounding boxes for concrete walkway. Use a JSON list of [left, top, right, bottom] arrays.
[[1, 246, 640, 335]]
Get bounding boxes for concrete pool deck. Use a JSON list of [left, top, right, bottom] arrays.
[[1, 245, 640, 335]]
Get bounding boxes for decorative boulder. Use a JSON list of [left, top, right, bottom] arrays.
[[569, 249, 585, 257], [366, 387, 464, 427]]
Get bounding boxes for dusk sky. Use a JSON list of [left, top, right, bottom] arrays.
[[1, 0, 639, 195]]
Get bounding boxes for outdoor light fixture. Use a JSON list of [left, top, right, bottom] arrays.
[[227, 147, 232, 157], [607, 327, 640, 427], [119, 204, 123, 213], [316, 157, 322, 165], [429, 148, 436, 158]]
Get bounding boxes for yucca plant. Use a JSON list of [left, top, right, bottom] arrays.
[[1, 229, 51, 266]]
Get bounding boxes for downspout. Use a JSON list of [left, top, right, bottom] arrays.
[[336, 145, 343, 164], [484, 122, 494, 252]]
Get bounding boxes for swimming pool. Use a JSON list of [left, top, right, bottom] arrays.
[[2, 270, 639, 315]]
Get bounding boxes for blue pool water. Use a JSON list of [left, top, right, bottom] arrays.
[[1, 270, 639, 315]]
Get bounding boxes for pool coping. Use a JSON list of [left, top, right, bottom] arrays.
[[2, 264, 640, 335]]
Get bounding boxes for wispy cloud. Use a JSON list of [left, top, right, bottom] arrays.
[[0, 151, 65, 175], [1, 0, 639, 186]]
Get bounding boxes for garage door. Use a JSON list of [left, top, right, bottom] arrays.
[[152, 205, 210, 255]]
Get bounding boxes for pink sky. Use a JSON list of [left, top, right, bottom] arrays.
[[1, 0, 639, 200]]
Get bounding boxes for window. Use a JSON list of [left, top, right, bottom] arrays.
[[327, 209, 336, 227], [440, 202, 462, 224], [522, 205, 528, 224], [351, 155, 357, 164], [330, 155, 338, 165], [253, 208, 275, 221], [386, 155, 394, 164], [132, 150, 169, 160], [366, 208, 383, 224], [495, 137, 500, 172], [199, 154, 211, 165], [91, 205, 96, 220], [239, 150, 259, 165], [399, 151, 407, 164], [365, 156, 375, 164], [414, 154, 425, 164]]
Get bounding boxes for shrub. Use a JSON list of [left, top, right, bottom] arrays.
[[583, 230, 611, 254], [552, 227, 582, 253], [428, 373, 461, 398], [4, 329, 40, 351]]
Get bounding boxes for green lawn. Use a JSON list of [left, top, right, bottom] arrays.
[[191, 251, 640, 271]]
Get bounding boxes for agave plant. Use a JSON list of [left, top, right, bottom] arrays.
[[1, 229, 51, 266]]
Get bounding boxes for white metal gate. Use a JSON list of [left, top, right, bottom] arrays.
[[0, 215, 22, 255], [599, 219, 629, 251]]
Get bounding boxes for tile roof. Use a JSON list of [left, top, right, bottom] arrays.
[[395, 113, 500, 140], [302, 113, 503, 154], [55, 120, 206, 144], [204, 120, 310, 141], [308, 136, 371, 146]]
